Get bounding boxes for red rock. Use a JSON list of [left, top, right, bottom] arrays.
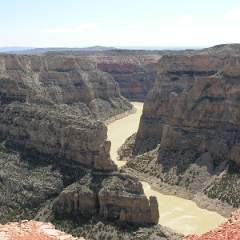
[[0, 221, 84, 240], [184, 212, 240, 240]]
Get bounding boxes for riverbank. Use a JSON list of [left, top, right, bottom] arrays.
[[105, 103, 137, 126], [122, 167, 235, 218], [118, 132, 235, 218], [107, 102, 227, 235]]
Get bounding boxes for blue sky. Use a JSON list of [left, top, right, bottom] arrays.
[[1, 0, 240, 48]]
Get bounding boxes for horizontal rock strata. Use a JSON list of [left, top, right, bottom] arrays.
[[128, 46, 240, 209], [49, 51, 162, 101], [0, 53, 159, 228], [54, 173, 159, 225], [0, 54, 132, 121]]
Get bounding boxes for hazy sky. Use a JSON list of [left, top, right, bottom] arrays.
[[1, 0, 240, 48]]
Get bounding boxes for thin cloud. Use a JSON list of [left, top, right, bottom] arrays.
[[43, 23, 98, 33]]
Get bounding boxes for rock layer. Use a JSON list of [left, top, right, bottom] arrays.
[[54, 173, 159, 225], [0, 53, 159, 227], [49, 51, 162, 100], [0, 54, 132, 121], [131, 47, 240, 209], [0, 102, 115, 172]]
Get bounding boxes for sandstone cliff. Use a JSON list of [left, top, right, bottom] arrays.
[[0, 54, 159, 232], [53, 173, 158, 225], [122, 46, 240, 211], [0, 54, 132, 121], [94, 51, 161, 100], [47, 51, 162, 100]]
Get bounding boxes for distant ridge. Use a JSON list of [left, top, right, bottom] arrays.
[[199, 43, 240, 56], [1, 43, 240, 56], [0, 47, 34, 53], [0, 46, 117, 54]]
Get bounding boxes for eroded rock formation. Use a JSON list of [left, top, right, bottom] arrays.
[[0, 53, 159, 230], [122, 45, 240, 211], [94, 52, 161, 100], [0, 54, 132, 121], [54, 173, 158, 225], [48, 51, 162, 100]]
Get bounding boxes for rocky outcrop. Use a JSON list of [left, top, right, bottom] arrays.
[[53, 173, 159, 225], [0, 53, 159, 229], [0, 102, 115, 172], [127, 47, 240, 209]]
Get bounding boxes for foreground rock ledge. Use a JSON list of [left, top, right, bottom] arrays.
[[0, 220, 84, 240]]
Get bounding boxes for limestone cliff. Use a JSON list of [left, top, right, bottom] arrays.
[[48, 51, 162, 100], [0, 54, 159, 229], [94, 51, 161, 100], [123, 46, 240, 210], [0, 54, 132, 121], [53, 173, 158, 225]]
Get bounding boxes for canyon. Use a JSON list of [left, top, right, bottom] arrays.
[[0, 53, 165, 239], [108, 102, 226, 235], [1, 44, 240, 239], [120, 44, 240, 218]]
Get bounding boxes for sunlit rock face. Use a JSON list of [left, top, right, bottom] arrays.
[[132, 46, 240, 207], [0, 54, 123, 171], [56, 50, 162, 100], [0, 53, 159, 227], [0, 220, 84, 240], [0, 54, 132, 121], [135, 54, 240, 164], [53, 173, 159, 225]]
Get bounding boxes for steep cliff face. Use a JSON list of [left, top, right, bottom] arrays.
[[95, 52, 161, 100], [0, 103, 115, 172], [53, 173, 158, 225], [0, 54, 132, 121], [128, 50, 240, 208], [56, 51, 161, 101], [0, 54, 159, 228]]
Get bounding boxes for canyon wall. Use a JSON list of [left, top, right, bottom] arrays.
[[94, 52, 161, 100], [48, 51, 162, 101], [0, 54, 132, 121], [124, 46, 240, 209], [0, 53, 159, 227]]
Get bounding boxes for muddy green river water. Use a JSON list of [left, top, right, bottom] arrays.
[[107, 102, 226, 235]]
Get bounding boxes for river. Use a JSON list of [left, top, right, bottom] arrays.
[[107, 102, 226, 236]]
